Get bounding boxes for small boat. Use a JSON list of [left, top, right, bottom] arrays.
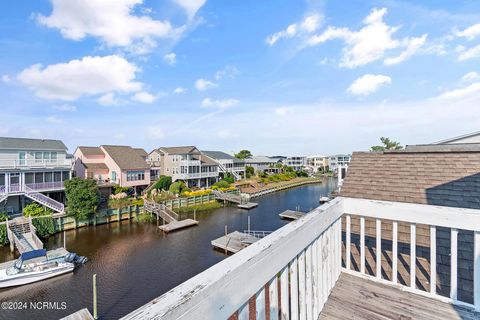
[[319, 196, 331, 204], [0, 249, 86, 288]]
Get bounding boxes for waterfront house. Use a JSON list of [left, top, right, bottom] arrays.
[[73, 145, 150, 193], [146, 146, 219, 188], [201, 150, 245, 181], [306, 155, 329, 172], [328, 154, 351, 172], [245, 156, 281, 173], [122, 146, 480, 319], [0, 137, 71, 215], [284, 156, 306, 171]]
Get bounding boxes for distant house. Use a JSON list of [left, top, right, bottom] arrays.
[[306, 155, 328, 172], [284, 156, 306, 171], [433, 131, 480, 144], [147, 146, 219, 188], [201, 151, 245, 181], [328, 154, 351, 172], [245, 156, 281, 173], [0, 137, 72, 215], [73, 145, 150, 193]]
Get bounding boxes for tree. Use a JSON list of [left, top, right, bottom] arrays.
[[154, 175, 172, 191], [234, 150, 252, 160], [370, 137, 403, 151], [64, 178, 100, 221], [245, 165, 254, 178], [169, 181, 188, 195]]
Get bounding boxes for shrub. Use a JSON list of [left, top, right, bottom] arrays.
[[0, 212, 7, 246], [223, 173, 235, 184], [23, 203, 53, 217], [114, 185, 130, 195], [154, 175, 172, 191], [23, 203, 56, 238], [169, 181, 188, 195], [65, 178, 100, 220], [213, 180, 231, 189], [245, 166, 254, 178]]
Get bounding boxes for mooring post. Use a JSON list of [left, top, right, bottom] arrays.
[[248, 216, 251, 234], [93, 274, 98, 319], [63, 230, 66, 249], [224, 225, 228, 254], [194, 209, 196, 221]]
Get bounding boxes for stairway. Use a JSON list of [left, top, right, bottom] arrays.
[[8, 217, 43, 254], [217, 162, 241, 181], [0, 194, 7, 203], [24, 185, 64, 213]]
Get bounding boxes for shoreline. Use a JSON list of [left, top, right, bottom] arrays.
[[244, 179, 323, 198]]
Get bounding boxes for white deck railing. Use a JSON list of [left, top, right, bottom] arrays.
[[122, 197, 480, 319], [0, 159, 71, 169], [0, 181, 65, 194]]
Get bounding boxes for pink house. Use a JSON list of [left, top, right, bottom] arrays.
[[73, 145, 150, 193]]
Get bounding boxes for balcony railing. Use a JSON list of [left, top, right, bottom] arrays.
[[173, 171, 218, 180], [122, 197, 480, 319], [0, 159, 72, 169], [0, 181, 65, 194], [180, 160, 201, 167]]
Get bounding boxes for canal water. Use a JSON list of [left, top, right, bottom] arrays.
[[0, 179, 336, 319]]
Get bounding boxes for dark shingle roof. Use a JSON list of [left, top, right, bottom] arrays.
[[78, 146, 104, 156], [102, 145, 149, 170], [133, 148, 148, 158], [83, 163, 109, 170], [339, 151, 480, 209], [201, 150, 244, 163], [0, 137, 67, 151], [192, 154, 218, 166]]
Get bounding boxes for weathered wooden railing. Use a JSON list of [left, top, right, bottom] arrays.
[[342, 197, 480, 311], [122, 198, 344, 320]]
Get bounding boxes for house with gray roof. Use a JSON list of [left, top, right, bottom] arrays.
[[147, 146, 219, 188], [73, 145, 150, 193], [245, 156, 282, 173], [0, 136, 72, 215], [201, 150, 245, 180]]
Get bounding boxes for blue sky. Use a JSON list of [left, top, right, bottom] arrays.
[[1, 0, 480, 156]]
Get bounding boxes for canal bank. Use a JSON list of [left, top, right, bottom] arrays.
[[0, 179, 336, 320]]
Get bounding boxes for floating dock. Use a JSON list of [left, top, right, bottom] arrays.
[[61, 308, 94, 320], [211, 231, 251, 254], [279, 210, 306, 220], [158, 219, 199, 233], [0, 247, 69, 269], [237, 202, 258, 209]]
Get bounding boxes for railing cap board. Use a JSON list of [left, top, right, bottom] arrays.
[[342, 197, 480, 232], [122, 198, 344, 320]]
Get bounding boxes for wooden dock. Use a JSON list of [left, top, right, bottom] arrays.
[[61, 308, 94, 320], [211, 231, 251, 254], [237, 202, 258, 209], [0, 247, 69, 269], [158, 219, 199, 233], [279, 210, 306, 220]]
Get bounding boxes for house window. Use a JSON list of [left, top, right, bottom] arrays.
[[111, 171, 117, 181], [127, 170, 145, 182]]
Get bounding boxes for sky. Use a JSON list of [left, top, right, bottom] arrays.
[[1, 0, 480, 156]]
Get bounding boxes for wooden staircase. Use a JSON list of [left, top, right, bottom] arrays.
[[24, 185, 64, 214], [217, 162, 241, 180], [7, 217, 43, 254]]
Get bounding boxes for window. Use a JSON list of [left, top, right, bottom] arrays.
[[126, 170, 145, 182]]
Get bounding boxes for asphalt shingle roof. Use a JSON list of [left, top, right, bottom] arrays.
[[339, 150, 480, 209], [159, 146, 200, 154], [102, 145, 149, 170], [78, 146, 104, 156], [0, 137, 67, 151], [202, 150, 244, 163]]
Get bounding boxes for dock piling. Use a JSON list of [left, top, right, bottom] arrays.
[[93, 274, 98, 320]]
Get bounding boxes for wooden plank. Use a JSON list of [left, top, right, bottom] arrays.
[[158, 219, 199, 233], [269, 276, 279, 320], [211, 231, 250, 254], [317, 233, 324, 311], [305, 245, 313, 320], [451, 228, 458, 301], [256, 287, 266, 320], [238, 302, 249, 320], [337, 219, 342, 279], [392, 221, 398, 284], [410, 223, 416, 289], [360, 217, 365, 274], [430, 225, 436, 295], [280, 267, 289, 320], [290, 257, 299, 320], [311, 239, 318, 318], [475, 231, 480, 311], [376, 219, 381, 279], [279, 210, 306, 220], [298, 250, 306, 320], [346, 215, 351, 270]]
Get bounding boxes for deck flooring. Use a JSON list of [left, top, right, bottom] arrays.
[[157, 219, 199, 233], [279, 210, 305, 220], [320, 273, 479, 320]]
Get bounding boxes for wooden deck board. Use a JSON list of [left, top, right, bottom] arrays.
[[158, 219, 199, 233], [211, 231, 249, 254], [319, 273, 479, 320], [61, 308, 94, 320], [237, 202, 258, 209], [279, 210, 305, 220]]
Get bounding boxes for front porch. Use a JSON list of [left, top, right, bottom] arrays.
[[121, 197, 480, 320]]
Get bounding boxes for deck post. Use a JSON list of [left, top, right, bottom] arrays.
[[360, 217, 365, 274], [410, 223, 416, 289], [430, 226, 436, 294], [376, 219, 381, 279], [450, 228, 458, 300], [346, 215, 351, 270], [392, 221, 398, 283], [474, 231, 480, 311]]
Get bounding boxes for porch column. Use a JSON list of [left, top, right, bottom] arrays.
[[5, 173, 9, 193]]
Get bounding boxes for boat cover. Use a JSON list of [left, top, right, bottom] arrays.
[[20, 249, 47, 261]]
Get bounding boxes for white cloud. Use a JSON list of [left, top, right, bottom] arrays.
[[98, 93, 122, 106], [36, 0, 183, 54], [201, 98, 239, 109], [1, 75, 11, 83], [457, 44, 480, 61], [266, 13, 322, 46], [17, 55, 142, 101], [462, 72, 480, 82], [384, 34, 427, 65], [347, 74, 391, 96], [195, 78, 218, 91], [308, 8, 426, 68], [46, 116, 62, 124], [436, 82, 480, 101], [173, 0, 206, 20], [455, 23, 480, 40], [214, 65, 239, 81], [173, 87, 187, 94], [275, 107, 293, 116], [52, 104, 77, 112], [145, 125, 164, 139], [217, 129, 238, 139], [163, 52, 176, 65], [132, 91, 157, 103]]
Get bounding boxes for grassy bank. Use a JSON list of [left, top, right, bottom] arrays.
[[238, 177, 321, 194], [173, 200, 223, 214]]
